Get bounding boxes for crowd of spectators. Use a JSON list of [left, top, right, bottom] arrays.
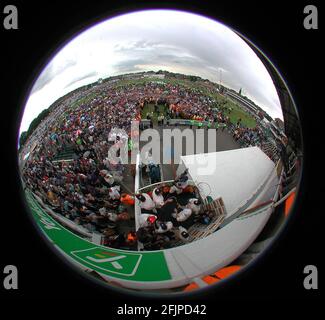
[[136, 170, 214, 250], [21, 79, 276, 249]]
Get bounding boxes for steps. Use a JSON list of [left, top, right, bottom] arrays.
[[52, 145, 76, 162]]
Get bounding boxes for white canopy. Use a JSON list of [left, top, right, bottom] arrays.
[[177, 147, 275, 217]]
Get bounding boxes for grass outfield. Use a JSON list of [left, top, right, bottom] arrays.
[[224, 100, 257, 128], [141, 103, 168, 123], [71, 92, 98, 109]]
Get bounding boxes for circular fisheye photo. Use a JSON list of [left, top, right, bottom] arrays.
[[18, 10, 302, 294]]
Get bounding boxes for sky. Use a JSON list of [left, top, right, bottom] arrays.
[[19, 9, 283, 134]]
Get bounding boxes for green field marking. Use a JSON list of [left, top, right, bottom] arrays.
[[71, 247, 142, 276], [26, 191, 171, 282]]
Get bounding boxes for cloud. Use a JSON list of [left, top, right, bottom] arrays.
[[64, 71, 98, 89], [114, 40, 162, 52], [31, 59, 77, 94], [20, 10, 284, 134]]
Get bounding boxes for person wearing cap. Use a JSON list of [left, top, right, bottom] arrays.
[[169, 169, 189, 195], [120, 193, 135, 206], [178, 226, 190, 241], [139, 213, 157, 228], [186, 198, 202, 215], [170, 179, 188, 194], [135, 193, 156, 212], [154, 221, 173, 234], [152, 187, 164, 208], [174, 207, 192, 222]]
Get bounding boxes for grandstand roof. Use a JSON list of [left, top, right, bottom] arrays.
[[226, 90, 259, 113]]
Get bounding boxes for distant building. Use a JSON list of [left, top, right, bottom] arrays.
[[121, 73, 143, 80], [143, 73, 165, 79]]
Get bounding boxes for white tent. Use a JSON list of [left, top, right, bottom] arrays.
[[177, 147, 276, 217]]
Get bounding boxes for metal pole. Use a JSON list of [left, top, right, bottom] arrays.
[[273, 187, 296, 208]]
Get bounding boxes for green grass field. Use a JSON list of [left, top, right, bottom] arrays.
[[163, 78, 257, 128], [141, 103, 168, 123], [71, 92, 98, 109], [224, 100, 257, 128]]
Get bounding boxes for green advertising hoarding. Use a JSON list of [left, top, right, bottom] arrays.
[[26, 191, 171, 282]]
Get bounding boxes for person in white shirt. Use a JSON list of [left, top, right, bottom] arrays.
[[174, 208, 192, 222], [169, 169, 189, 194], [169, 183, 184, 195], [186, 198, 202, 215], [155, 221, 173, 233], [139, 213, 157, 228], [100, 169, 114, 186], [152, 187, 164, 208], [136, 193, 156, 212], [108, 185, 120, 200], [145, 151, 154, 166], [99, 207, 107, 216], [98, 207, 118, 222], [107, 212, 118, 222]]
